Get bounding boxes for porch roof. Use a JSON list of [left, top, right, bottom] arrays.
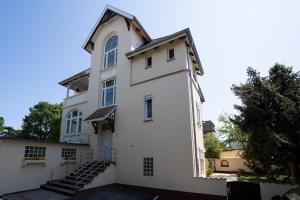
[[59, 68, 90, 87], [84, 105, 116, 122]]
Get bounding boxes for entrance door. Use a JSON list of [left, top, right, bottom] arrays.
[[100, 131, 112, 161]]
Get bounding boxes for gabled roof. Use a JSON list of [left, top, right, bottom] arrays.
[[59, 68, 90, 86], [83, 5, 151, 53], [126, 28, 203, 75]]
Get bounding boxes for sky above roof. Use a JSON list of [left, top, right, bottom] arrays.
[[0, 0, 300, 129]]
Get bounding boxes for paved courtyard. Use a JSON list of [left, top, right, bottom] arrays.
[[1, 189, 69, 200], [1, 184, 226, 200]]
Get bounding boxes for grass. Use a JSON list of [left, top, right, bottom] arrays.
[[238, 174, 292, 184]]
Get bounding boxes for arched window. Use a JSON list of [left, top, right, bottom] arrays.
[[221, 160, 229, 167], [65, 109, 82, 134], [104, 35, 118, 68]]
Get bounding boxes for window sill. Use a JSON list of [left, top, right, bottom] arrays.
[[144, 119, 153, 122], [64, 132, 84, 137], [101, 65, 117, 73], [22, 159, 46, 167], [167, 58, 175, 62], [145, 66, 152, 69], [61, 159, 77, 165]]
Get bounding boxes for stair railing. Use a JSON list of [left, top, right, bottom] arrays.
[[49, 148, 93, 181], [75, 161, 107, 186], [50, 155, 76, 181]]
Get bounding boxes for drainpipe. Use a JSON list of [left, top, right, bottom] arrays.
[[186, 46, 199, 176]]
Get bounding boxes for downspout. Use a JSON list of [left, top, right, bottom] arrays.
[[186, 46, 199, 176]]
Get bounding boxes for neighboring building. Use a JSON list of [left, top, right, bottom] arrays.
[[203, 120, 215, 135], [0, 5, 228, 198], [212, 149, 252, 173]]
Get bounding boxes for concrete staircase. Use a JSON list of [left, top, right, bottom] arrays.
[[41, 161, 110, 195]]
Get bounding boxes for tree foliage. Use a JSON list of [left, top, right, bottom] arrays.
[[217, 113, 247, 150], [22, 102, 62, 141], [204, 132, 223, 158], [0, 116, 4, 133], [232, 64, 300, 183]]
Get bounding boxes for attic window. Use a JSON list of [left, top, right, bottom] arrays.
[[167, 48, 175, 61], [146, 57, 152, 68]]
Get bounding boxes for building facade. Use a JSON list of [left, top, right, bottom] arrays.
[[59, 4, 208, 191]]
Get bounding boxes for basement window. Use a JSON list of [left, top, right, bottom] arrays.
[[24, 146, 46, 160], [61, 148, 77, 160], [167, 48, 175, 61], [146, 56, 152, 68], [143, 157, 154, 176]]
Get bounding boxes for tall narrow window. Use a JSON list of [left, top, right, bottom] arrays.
[[196, 103, 201, 126], [104, 36, 118, 68], [144, 96, 152, 121], [167, 48, 175, 60], [65, 109, 82, 134], [146, 56, 152, 68], [102, 79, 116, 107]]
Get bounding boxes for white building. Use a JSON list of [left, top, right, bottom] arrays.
[[0, 5, 227, 198]]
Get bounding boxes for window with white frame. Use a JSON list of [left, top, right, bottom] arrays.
[[104, 35, 118, 68], [143, 157, 154, 176], [167, 48, 175, 60], [24, 146, 46, 160], [102, 79, 116, 107], [65, 109, 82, 134], [144, 96, 152, 121], [61, 148, 77, 160]]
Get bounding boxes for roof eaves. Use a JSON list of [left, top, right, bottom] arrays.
[[58, 68, 90, 86], [83, 5, 151, 53], [185, 30, 204, 75], [126, 28, 189, 58]]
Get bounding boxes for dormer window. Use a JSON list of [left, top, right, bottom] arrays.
[[104, 36, 118, 68]]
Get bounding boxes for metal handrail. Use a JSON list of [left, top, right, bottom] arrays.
[[75, 161, 106, 185], [49, 148, 93, 181], [50, 156, 76, 181]]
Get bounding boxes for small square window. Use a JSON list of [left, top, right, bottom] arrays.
[[146, 57, 152, 68], [168, 48, 175, 61], [143, 157, 154, 176]]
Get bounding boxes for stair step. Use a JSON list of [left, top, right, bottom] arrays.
[[41, 184, 75, 195], [60, 178, 88, 186], [47, 181, 82, 191]]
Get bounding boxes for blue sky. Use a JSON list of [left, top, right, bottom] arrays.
[[0, 0, 300, 129]]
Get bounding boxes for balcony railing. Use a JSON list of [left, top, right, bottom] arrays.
[[63, 91, 87, 107]]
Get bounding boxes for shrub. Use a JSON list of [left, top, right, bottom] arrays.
[[206, 167, 213, 177]]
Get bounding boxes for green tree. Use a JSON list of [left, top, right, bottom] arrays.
[[204, 132, 223, 158], [232, 64, 300, 183], [0, 116, 4, 133], [217, 113, 247, 150], [22, 102, 62, 142]]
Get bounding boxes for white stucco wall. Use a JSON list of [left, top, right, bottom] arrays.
[[57, 14, 225, 197], [0, 139, 90, 195], [83, 164, 116, 190]]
